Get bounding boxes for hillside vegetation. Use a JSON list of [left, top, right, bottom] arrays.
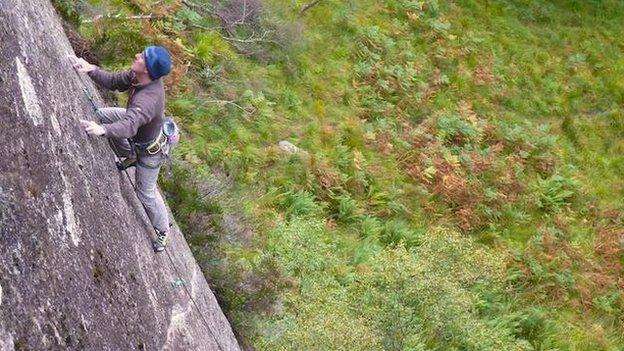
[[58, 0, 624, 349]]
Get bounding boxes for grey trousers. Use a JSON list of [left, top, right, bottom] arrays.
[[97, 107, 170, 233]]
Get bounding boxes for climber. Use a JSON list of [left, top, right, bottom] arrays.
[[69, 46, 172, 253]]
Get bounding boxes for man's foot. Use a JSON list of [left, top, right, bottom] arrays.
[[116, 156, 137, 171], [153, 230, 169, 253]]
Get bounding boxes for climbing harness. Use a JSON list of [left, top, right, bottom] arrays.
[[127, 117, 180, 169], [132, 117, 180, 155], [132, 131, 167, 155], [71, 64, 226, 351]]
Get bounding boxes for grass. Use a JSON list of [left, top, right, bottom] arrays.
[[58, 0, 624, 349]]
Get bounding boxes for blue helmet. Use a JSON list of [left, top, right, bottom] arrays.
[[143, 45, 171, 80]]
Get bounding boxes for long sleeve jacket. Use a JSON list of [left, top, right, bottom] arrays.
[[87, 68, 164, 144]]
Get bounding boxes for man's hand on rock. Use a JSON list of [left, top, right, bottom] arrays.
[[80, 120, 106, 136], [68, 55, 97, 73]]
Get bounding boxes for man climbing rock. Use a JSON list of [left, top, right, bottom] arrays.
[[70, 46, 172, 253]]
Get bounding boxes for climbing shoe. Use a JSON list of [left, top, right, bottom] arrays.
[[153, 230, 169, 253], [116, 156, 137, 171]]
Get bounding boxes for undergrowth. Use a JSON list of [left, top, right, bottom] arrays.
[[65, 0, 624, 349]]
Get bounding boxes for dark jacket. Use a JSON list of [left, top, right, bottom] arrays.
[[88, 68, 164, 144]]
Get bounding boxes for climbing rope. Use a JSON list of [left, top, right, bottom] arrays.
[[71, 66, 228, 351]]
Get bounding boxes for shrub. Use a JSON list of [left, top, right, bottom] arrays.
[[359, 215, 383, 239], [436, 113, 479, 145], [194, 31, 234, 65], [534, 173, 580, 213], [351, 229, 531, 351], [333, 193, 359, 223], [278, 190, 322, 218], [51, 0, 81, 25], [380, 218, 421, 248], [264, 223, 530, 350]]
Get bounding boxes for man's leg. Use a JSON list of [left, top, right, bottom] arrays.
[[95, 107, 131, 158], [135, 155, 170, 251]]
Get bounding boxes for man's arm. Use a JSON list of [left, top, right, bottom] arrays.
[[69, 55, 133, 92], [80, 106, 147, 138], [87, 68, 134, 92], [102, 105, 151, 139]]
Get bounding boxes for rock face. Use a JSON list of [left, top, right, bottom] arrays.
[[0, 1, 240, 350]]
